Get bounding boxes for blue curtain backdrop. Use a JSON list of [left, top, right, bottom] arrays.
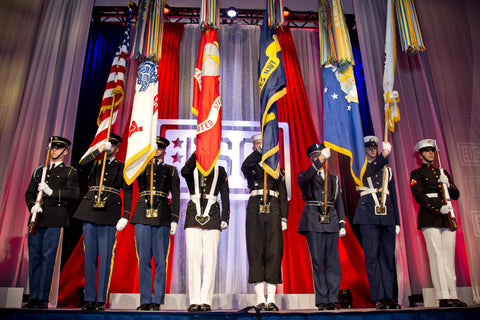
[[63, 22, 125, 267]]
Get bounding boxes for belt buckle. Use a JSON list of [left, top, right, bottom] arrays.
[[375, 206, 386, 215], [259, 201, 270, 214], [319, 213, 330, 224], [146, 208, 158, 218]]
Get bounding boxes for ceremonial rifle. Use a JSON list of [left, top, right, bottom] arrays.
[[436, 148, 457, 231], [28, 138, 52, 234]]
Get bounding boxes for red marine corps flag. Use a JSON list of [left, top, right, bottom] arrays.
[[192, 28, 221, 176]]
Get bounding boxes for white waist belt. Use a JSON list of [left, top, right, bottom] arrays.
[[191, 194, 218, 201], [250, 189, 279, 198], [426, 193, 438, 198]]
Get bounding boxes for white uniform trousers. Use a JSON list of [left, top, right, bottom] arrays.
[[422, 227, 458, 300], [185, 227, 220, 305]]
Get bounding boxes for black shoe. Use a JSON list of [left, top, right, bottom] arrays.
[[317, 303, 328, 311], [200, 303, 211, 312], [386, 299, 401, 309], [326, 302, 340, 310], [35, 301, 48, 309], [81, 301, 97, 311], [439, 299, 456, 307], [256, 302, 268, 311], [23, 300, 39, 309], [150, 303, 160, 310], [187, 304, 202, 312], [376, 300, 388, 309], [452, 299, 468, 307], [95, 302, 105, 311], [267, 302, 279, 311], [137, 303, 151, 310]]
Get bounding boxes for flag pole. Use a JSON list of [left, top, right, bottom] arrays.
[[324, 159, 329, 214], [379, 118, 389, 212], [94, 93, 116, 208]]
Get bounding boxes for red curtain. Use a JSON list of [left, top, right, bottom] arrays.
[[58, 22, 184, 307], [276, 27, 372, 307]]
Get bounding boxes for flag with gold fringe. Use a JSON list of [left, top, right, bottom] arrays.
[[130, 0, 166, 61], [192, 0, 221, 176], [319, 0, 366, 186], [80, 11, 130, 162], [395, 0, 425, 53], [258, 0, 287, 179], [384, 0, 400, 133]]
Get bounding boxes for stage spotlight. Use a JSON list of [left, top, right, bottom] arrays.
[[164, 4, 170, 15], [283, 7, 291, 18], [226, 7, 238, 19]]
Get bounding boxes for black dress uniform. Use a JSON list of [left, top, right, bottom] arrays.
[[130, 157, 180, 307], [241, 149, 288, 285], [297, 146, 345, 309], [353, 153, 400, 308], [24, 137, 80, 308], [73, 136, 132, 309], [181, 152, 229, 310]]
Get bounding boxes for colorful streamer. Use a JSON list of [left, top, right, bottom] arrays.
[[199, 0, 219, 29], [395, 0, 426, 53]]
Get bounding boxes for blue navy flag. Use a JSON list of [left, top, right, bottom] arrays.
[[323, 64, 366, 186], [258, 13, 287, 179]]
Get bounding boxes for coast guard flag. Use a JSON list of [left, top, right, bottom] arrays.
[[80, 26, 130, 162], [323, 64, 366, 186], [124, 60, 159, 185], [258, 13, 287, 179], [192, 28, 221, 176]]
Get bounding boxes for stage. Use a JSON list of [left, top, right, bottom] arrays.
[[1, 306, 480, 320]]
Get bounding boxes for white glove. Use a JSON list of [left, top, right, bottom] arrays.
[[281, 221, 287, 231], [438, 173, 449, 186], [104, 141, 112, 151], [382, 142, 392, 157], [220, 221, 228, 229], [440, 205, 452, 215], [170, 222, 178, 235], [321, 147, 331, 160], [339, 228, 346, 237], [395, 225, 400, 236], [30, 203, 43, 215], [116, 218, 128, 231], [38, 182, 53, 196]]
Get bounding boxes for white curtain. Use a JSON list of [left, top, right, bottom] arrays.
[[0, 0, 93, 293]]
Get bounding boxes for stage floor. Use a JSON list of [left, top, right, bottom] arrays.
[[1, 306, 480, 320]]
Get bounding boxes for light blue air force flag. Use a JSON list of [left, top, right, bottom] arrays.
[[323, 64, 366, 186], [258, 13, 287, 179]]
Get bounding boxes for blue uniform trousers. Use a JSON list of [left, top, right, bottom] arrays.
[[27, 227, 62, 301], [305, 231, 340, 305], [83, 222, 117, 303], [359, 224, 396, 301], [134, 224, 170, 305]]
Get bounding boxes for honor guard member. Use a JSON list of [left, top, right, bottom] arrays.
[[410, 139, 467, 308], [181, 151, 229, 312], [130, 136, 180, 310], [73, 133, 132, 311], [241, 134, 288, 311], [353, 136, 400, 309], [24, 136, 80, 309], [297, 143, 346, 311]]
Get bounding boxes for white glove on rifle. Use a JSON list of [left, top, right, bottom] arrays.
[[281, 221, 287, 231], [321, 147, 331, 160], [116, 218, 128, 231], [38, 182, 53, 196], [30, 203, 43, 215], [395, 225, 400, 236], [438, 173, 449, 187], [220, 221, 228, 230], [440, 205, 453, 215], [339, 228, 346, 237], [170, 222, 178, 235]]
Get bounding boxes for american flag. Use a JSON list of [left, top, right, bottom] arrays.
[[80, 25, 130, 162]]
